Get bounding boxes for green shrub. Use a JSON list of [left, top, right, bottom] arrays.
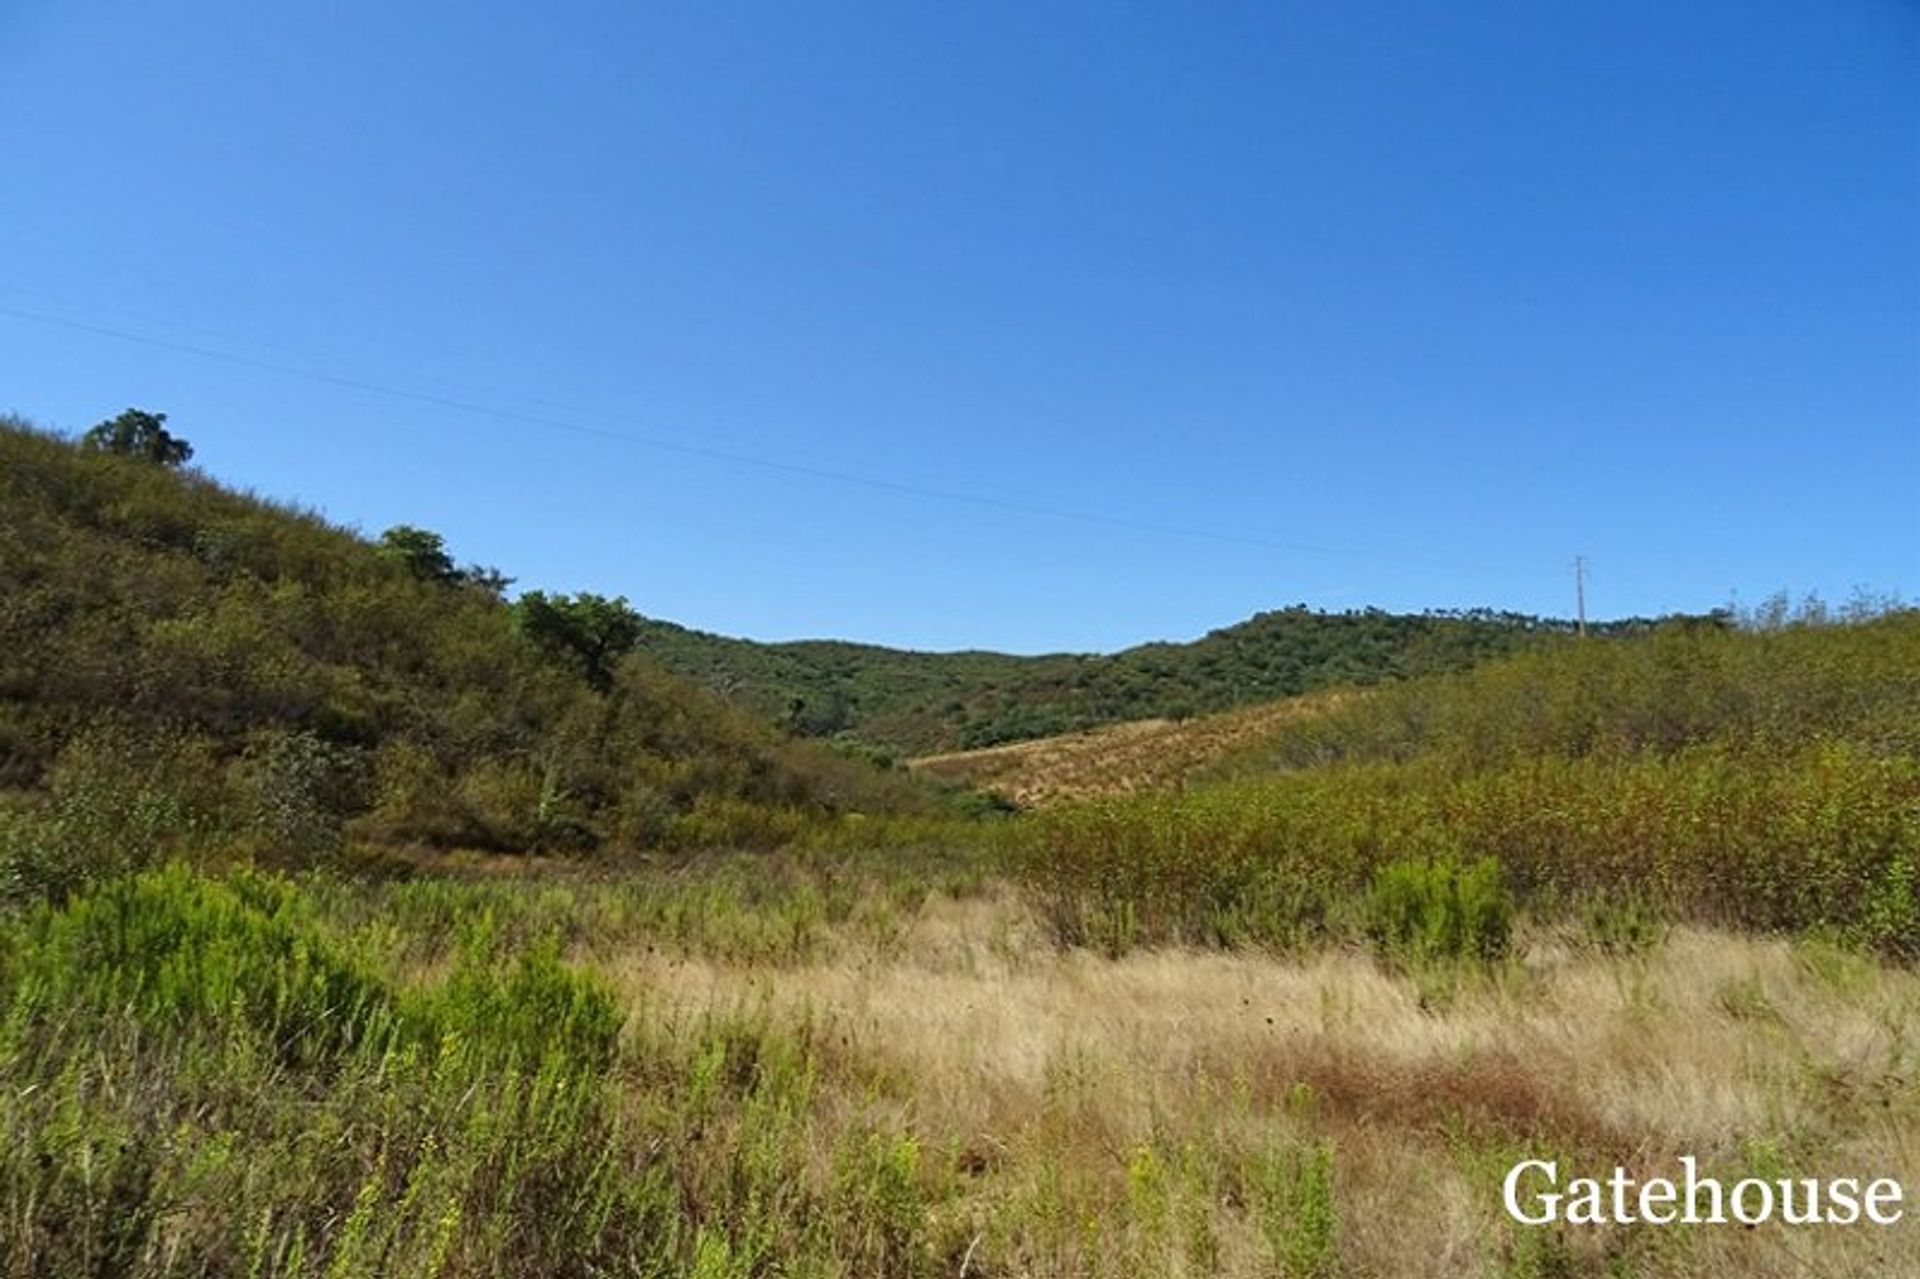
[[235, 728, 366, 866], [1858, 851, 1919, 960], [1363, 855, 1512, 967], [0, 865, 653, 1276], [420, 942, 624, 1073], [5, 864, 391, 1067], [0, 729, 225, 904], [1253, 1138, 1341, 1279]]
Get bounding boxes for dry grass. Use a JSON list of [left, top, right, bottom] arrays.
[[911, 692, 1348, 807], [607, 892, 1920, 1278]]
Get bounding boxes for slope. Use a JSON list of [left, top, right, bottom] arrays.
[[911, 689, 1350, 808], [1011, 606, 1920, 955], [0, 417, 933, 889], [633, 606, 1668, 758]]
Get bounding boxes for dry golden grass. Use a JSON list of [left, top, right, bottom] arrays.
[[911, 691, 1348, 807], [606, 891, 1920, 1278]]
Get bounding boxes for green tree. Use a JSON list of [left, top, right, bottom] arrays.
[[462, 564, 515, 597], [377, 525, 460, 584], [81, 408, 193, 467], [377, 526, 513, 594], [513, 591, 645, 691]]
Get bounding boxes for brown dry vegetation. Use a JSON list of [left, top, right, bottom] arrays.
[[911, 692, 1349, 808], [605, 887, 1920, 1278], [13, 859, 1917, 1277]]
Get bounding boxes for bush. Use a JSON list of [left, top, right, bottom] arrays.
[[4, 864, 391, 1067], [1363, 855, 1512, 967], [420, 942, 624, 1073], [0, 728, 224, 904], [235, 729, 367, 866], [0, 865, 649, 1276]]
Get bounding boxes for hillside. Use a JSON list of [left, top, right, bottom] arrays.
[[1012, 606, 1920, 955], [924, 604, 1920, 813], [634, 605, 1667, 757], [0, 417, 934, 890], [911, 689, 1350, 807]]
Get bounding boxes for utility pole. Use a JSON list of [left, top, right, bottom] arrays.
[[1573, 555, 1588, 637]]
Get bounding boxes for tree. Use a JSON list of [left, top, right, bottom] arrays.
[[378, 525, 460, 584], [461, 564, 515, 598], [81, 408, 192, 467], [377, 526, 514, 595], [513, 591, 644, 692]]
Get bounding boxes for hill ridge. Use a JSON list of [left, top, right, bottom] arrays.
[[633, 603, 1683, 757]]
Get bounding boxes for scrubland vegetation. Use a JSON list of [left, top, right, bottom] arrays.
[[1012, 609, 1920, 961], [7, 858, 1918, 1277], [911, 692, 1349, 807], [4, 416, 1917, 1275], [0, 416, 939, 892], [633, 604, 1654, 756]]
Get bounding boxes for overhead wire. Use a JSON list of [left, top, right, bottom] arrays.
[[1, 299, 1458, 567]]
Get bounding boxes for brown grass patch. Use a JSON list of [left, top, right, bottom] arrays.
[[911, 690, 1349, 806], [602, 894, 1920, 1277]]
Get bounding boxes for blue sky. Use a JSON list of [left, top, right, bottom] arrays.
[[3, 1, 1914, 653]]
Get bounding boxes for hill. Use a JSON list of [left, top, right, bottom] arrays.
[[911, 689, 1350, 807], [634, 605, 1669, 757], [1011, 605, 1920, 955], [0, 416, 934, 893]]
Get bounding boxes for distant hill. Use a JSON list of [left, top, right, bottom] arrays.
[[925, 603, 1920, 812], [911, 689, 1350, 808], [634, 607, 1669, 758], [0, 417, 932, 882]]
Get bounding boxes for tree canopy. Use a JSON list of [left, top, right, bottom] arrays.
[[513, 591, 646, 692], [81, 408, 193, 468], [377, 525, 514, 596]]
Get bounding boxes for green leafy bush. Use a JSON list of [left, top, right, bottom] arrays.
[[420, 942, 624, 1073], [1363, 855, 1513, 967], [4, 864, 389, 1067]]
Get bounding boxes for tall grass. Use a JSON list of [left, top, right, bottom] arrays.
[[0, 863, 971, 1277]]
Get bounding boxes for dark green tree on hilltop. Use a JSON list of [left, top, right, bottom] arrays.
[[378, 525, 460, 584], [514, 591, 645, 692], [379, 525, 514, 596], [81, 408, 192, 467]]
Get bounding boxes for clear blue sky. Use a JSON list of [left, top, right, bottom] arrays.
[[4, 1, 1915, 653]]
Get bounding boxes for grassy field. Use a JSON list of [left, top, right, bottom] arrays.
[[5, 855, 1916, 1278]]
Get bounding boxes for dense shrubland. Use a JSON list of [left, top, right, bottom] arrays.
[[0, 862, 958, 1277], [633, 603, 1664, 757], [0, 416, 946, 899], [1015, 610, 1920, 959], [1236, 604, 1919, 771]]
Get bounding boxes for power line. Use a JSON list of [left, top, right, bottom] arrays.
[[2, 300, 1454, 567]]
